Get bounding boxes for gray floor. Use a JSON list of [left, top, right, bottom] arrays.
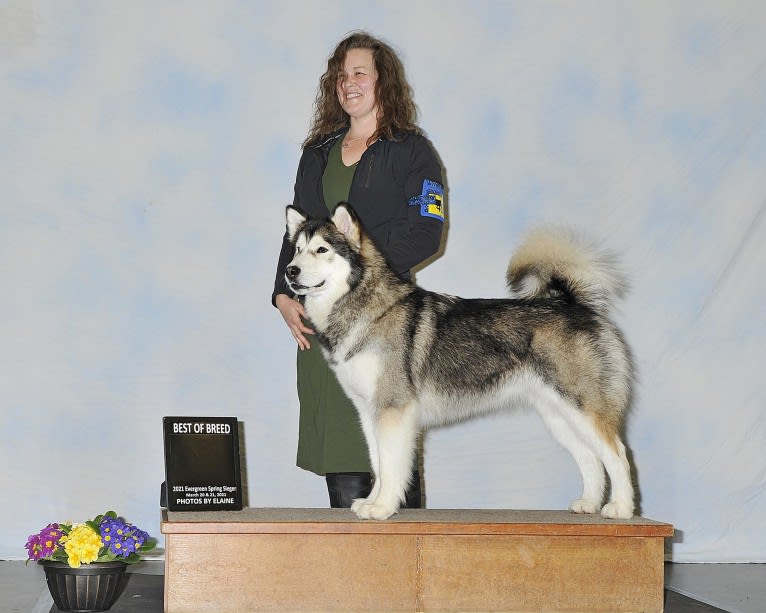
[[1, 559, 764, 612], [664, 563, 766, 613]]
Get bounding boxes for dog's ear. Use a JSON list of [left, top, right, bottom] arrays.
[[285, 206, 307, 241], [332, 203, 362, 250]]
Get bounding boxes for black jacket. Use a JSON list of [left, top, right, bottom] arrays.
[[272, 129, 445, 304]]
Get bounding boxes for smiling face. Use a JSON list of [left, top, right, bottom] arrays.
[[336, 48, 378, 122]]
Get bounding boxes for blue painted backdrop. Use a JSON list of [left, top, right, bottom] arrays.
[[2, 1, 764, 562]]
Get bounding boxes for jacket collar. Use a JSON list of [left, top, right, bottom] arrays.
[[309, 126, 410, 150], [312, 129, 345, 149]]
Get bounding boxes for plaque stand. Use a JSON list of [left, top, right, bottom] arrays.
[[162, 417, 243, 512]]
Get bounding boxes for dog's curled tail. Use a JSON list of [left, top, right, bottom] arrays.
[[506, 227, 628, 316]]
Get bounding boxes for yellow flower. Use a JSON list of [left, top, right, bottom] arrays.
[[60, 524, 102, 568]]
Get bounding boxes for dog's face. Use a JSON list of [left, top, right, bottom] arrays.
[[284, 205, 361, 299]]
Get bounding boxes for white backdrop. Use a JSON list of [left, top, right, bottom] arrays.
[[2, 1, 765, 562]]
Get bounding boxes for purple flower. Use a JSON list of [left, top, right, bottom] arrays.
[[26, 523, 62, 561]]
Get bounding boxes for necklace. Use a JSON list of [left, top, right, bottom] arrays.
[[342, 135, 366, 148]]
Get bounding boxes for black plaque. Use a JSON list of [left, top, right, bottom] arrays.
[[163, 416, 243, 511]]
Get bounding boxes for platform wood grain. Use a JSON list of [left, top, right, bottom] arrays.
[[161, 508, 672, 612]]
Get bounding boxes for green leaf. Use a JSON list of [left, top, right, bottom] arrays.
[[140, 538, 157, 553], [124, 552, 141, 564], [96, 551, 118, 563]]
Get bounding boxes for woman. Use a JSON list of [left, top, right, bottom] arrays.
[[272, 31, 445, 508]]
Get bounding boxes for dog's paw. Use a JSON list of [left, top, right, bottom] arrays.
[[353, 501, 398, 521], [601, 500, 634, 519], [569, 498, 601, 514], [350, 497, 368, 514]]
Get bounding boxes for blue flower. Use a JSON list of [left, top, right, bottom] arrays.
[[99, 517, 146, 557]]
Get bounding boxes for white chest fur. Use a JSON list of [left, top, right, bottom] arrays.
[[326, 340, 380, 414]]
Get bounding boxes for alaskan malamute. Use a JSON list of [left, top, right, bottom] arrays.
[[284, 204, 635, 520]]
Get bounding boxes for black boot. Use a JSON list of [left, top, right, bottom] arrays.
[[325, 471, 423, 509], [325, 472, 372, 508], [402, 470, 423, 509]]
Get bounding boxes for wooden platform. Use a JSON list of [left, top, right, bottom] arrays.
[[161, 508, 673, 612]]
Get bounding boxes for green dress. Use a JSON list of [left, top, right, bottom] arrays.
[[295, 134, 372, 475]]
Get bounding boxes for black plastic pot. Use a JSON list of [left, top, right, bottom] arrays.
[[40, 560, 128, 612]]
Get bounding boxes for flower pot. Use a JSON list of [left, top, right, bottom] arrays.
[[40, 560, 128, 612]]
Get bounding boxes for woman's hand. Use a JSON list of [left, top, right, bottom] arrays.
[[275, 294, 315, 350]]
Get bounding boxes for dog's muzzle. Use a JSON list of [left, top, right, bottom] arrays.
[[286, 265, 300, 282], [285, 265, 323, 294], [285, 265, 306, 293]]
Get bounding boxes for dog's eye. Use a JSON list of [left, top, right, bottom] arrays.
[[316, 246, 328, 254]]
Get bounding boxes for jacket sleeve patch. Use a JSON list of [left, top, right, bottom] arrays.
[[408, 179, 445, 221]]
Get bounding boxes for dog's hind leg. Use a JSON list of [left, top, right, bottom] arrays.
[[353, 404, 418, 520], [596, 434, 634, 519], [537, 407, 606, 514], [565, 408, 634, 519]]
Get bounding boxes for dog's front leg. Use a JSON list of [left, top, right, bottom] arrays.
[[351, 408, 380, 514], [354, 404, 418, 520]]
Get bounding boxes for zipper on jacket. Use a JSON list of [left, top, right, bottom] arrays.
[[363, 151, 375, 188]]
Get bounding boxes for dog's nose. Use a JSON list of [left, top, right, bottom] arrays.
[[286, 265, 300, 280]]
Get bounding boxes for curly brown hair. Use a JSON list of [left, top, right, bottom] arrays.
[[303, 31, 420, 147]]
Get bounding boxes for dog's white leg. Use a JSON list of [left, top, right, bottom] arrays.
[[538, 408, 605, 514], [565, 411, 634, 519], [569, 454, 605, 515], [354, 405, 417, 520], [351, 407, 381, 514], [598, 437, 634, 519]]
